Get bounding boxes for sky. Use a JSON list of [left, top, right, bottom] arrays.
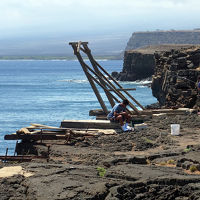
[[0, 0, 200, 55]]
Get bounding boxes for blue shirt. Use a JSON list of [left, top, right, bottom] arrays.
[[107, 103, 126, 120]]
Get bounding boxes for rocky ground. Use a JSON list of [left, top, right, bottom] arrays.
[[0, 114, 200, 200]]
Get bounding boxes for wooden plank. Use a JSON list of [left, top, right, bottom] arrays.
[[69, 42, 88, 45], [89, 109, 105, 116], [90, 108, 196, 116], [17, 128, 31, 134], [108, 88, 136, 91], [4, 134, 62, 140], [5, 128, 115, 140], [61, 120, 121, 129], [0, 155, 47, 161], [4, 133, 98, 141], [30, 123, 65, 130], [28, 129, 115, 135]]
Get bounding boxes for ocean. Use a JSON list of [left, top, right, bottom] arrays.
[[0, 60, 157, 155]]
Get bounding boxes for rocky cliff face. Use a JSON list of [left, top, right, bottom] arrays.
[[126, 30, 200, 50], [115, 30, 200, 82], [152, 46, 200, 109], [114, 45, 194, 81], [116, 50, 155, 81]]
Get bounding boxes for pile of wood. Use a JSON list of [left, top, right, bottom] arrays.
[[4, 122, 119, 142], [152, 46, 200, 108]]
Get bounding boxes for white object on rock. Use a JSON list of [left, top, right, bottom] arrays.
[[134, 123, 147, 130], [171, 124, 180, 135]]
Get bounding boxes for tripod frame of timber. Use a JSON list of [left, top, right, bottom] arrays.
[[69, 41, 145, 115]]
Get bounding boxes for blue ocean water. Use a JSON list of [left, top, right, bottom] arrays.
[[0, 60, 157, 154]]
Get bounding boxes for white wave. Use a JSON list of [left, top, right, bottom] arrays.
[[134, 80, 152, 85], [119, 79, 152, 85], [137, 85, 146, 88], [96, 59, 108, 61], [57, 79, 88, 83], [83, 59, 108, 62]]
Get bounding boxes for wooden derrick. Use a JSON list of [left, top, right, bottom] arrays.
[[69, 41, 144, 115], [4, 121, 119, 141]]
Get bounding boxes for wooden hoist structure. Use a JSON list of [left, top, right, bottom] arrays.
[[69, 42, 145, 117]]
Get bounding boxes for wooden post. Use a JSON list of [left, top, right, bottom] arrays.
[[83, 62, 140, 114], [69, 43, 108, 114], [94, 60, 145, 110], [82, 44, 115, 107], [4, 148, 8, 162], [14, 141, 18, 156]]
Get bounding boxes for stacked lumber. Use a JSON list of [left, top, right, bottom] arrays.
[[4, 122, 118, 141], [89, 108, 196, 121]]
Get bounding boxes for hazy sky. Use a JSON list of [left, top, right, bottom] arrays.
[[1, 0, 200, 38], [0, 0, 200, 55]]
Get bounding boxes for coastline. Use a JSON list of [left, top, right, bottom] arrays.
[[0, 55, 122, 61], [0, 113, 200, 199]]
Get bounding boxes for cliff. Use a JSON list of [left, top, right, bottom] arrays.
[[114, 45, 194, 81], [151, 46, 200, 109], [115, 50, 154, 81], [114, 30, 200, 81], [126, 30, 200, 50]]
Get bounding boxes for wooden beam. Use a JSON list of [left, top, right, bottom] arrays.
[[84, 63, 139, 114], [69, 42, 88, 45], [89, 108, 196, 116], [4, 134, 65, 140], [94, 60, 145, 110], [0, 155, 47, 161], [82, 44, 115, 107], [108, 88, 136, 91], [69, 43, 108, 114], [61, 120, 121, 129]]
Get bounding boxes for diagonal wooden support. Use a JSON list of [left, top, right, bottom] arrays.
[[93, 60, 145, 110], [69, 41, 144, 116], [69, 42, 108, 114], [82, 43, 115, 107]]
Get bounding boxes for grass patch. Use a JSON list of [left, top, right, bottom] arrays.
[[184, 147, 191, 153], [189, 165, 198, 173], [97, 167, 106, 177], [167, 159, 176, 165], [142, 137, 154, 144]]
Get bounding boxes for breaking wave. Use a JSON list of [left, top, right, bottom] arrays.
[[119, 79, 152, 85], [57, 79, 88, 83]]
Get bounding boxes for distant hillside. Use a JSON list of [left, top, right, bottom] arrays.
[[0, 33, 128, 59], [126, 30, 200, 50]]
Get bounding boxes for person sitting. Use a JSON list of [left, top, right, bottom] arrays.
[[107, 99, 132, 132]]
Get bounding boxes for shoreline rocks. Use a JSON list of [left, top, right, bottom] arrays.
[[152, 46, 200, 109]]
